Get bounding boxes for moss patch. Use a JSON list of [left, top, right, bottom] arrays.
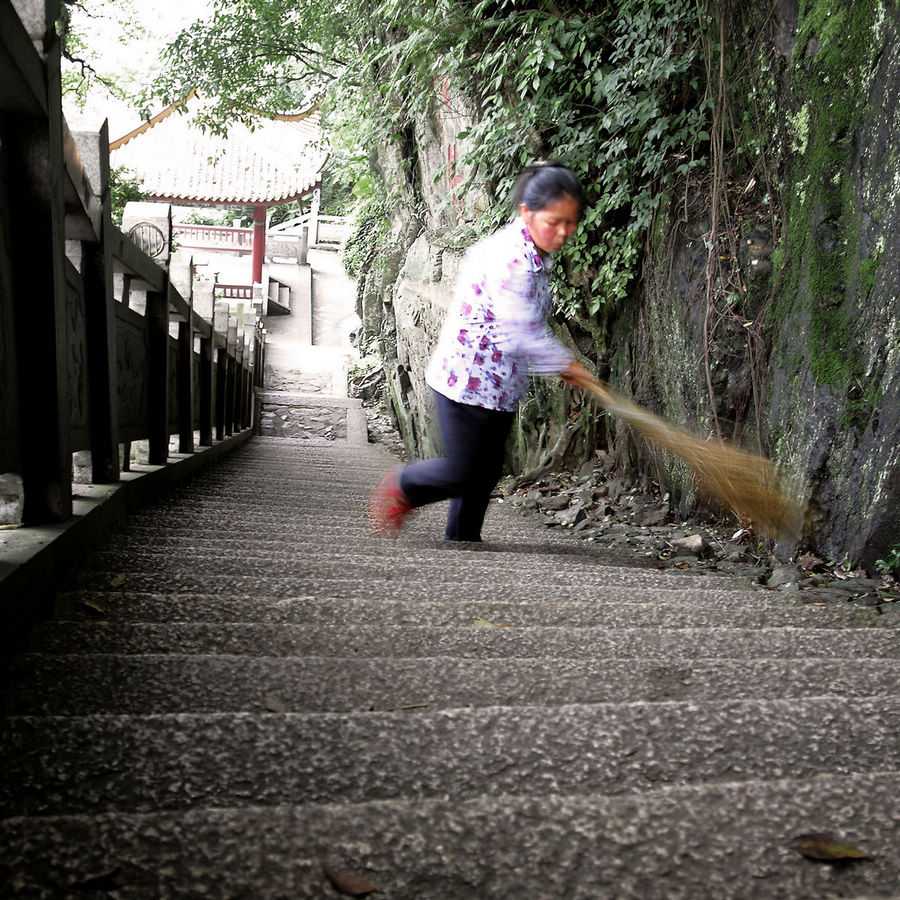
[[771, 1, 886, 395]]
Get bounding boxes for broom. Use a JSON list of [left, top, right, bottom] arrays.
[[568, 373, 804, 541]]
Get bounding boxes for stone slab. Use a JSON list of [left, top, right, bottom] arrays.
[[9, 654, 899, 715], [0, 774, 897, 898]]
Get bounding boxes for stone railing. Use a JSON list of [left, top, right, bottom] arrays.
[[0, 0, 266, 528], [269, 213, 353, 247]]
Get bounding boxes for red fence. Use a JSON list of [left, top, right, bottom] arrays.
[[174, 224, 253, 252]]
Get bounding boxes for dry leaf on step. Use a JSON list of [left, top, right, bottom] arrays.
[[109, 573, 127, 588], [788, 832, 872, 861], [72, 864, 147, 890], [323, 866, 377, 896]]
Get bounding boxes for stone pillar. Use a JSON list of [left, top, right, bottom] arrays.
[[121, 202, 172, 264], [309, 188, 321, 245], [299, 224, 309, 265], [147, 285, 170, 465], [7, 0, 73, 523], [213, 301, 229, 441], [75, 124, 120, 483], [177, 320, 193, 453]]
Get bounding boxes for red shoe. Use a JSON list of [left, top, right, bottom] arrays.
[[369, 468, 413, 536]]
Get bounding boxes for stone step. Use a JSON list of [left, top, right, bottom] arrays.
[[0, 773, 897, 897], [6, 653, 900, 715], [84, 545, 719, 578], [103, 525, 708, 558], [71, 570, 747, 603], [105, 516, 674, 550], [106, 492, 678, 556], [53, 590, 888, 630], [106, 521, 674, 566], [3, 697, 899, 816], [71, 558, 751, 599], [27, 621, 900, 659]]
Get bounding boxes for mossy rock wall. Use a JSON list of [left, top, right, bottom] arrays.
[[764, 0, 900, 568], [376, 0, 900, 568]]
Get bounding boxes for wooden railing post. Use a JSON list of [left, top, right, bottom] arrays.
[[177, 320, 193, 453], [194, 280, 213, 447], [215, 349, 227, 441], [146, 286, 169, 465], [199, 335, 213, 446], [225, 356, 236, 437], [6, 3, 72, 523], [75, 124, 119, 483], [213, 300, 229, 441]]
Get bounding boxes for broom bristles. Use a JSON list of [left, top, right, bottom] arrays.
[[573, 375, 804, 541]]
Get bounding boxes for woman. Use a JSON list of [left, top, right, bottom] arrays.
[[369, 163, 593, 541]]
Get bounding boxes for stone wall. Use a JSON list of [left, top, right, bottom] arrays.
[[369, 3, 900, 568]]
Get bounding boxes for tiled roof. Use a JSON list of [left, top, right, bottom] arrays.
[[110, 94, 327, 205]]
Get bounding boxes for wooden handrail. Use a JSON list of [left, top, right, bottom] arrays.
[[0, 0, 267, 526]]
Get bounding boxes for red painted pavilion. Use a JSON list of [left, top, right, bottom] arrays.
[[110, 93, 327, 285]]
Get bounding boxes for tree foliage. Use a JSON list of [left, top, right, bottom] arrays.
[[373, 0, 711, 313], [58, 0, 144, 108], [153, 0, 711, 316]]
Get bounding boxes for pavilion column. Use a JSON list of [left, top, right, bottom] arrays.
[[251, 204, 266, 286]]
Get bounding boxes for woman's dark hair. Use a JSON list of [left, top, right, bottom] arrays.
[[511, 162, 584, 216]]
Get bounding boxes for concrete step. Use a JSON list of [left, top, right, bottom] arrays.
[[69, 570, 750, 603], [102, 522, 687, 570], [52, 590, 889, 630], [0, 773, 897, 898], [84, 545, 729, 580], [102, 525, 707, 558], [8, 653, 899, 715], [3, 697, 899, 816], [27, 621, 900, 659], [69, 559, 756, 600], [8, 434, 897, 899]]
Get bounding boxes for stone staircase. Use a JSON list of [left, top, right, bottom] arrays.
[[2, 435, 899, 898]]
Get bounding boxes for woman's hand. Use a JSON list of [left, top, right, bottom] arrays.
[[560, 360, 594, 389]]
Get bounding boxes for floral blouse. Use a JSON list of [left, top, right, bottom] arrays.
[[425, 217, 573, 412]]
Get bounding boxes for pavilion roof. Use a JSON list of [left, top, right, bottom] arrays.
[[110, 94, 326, 206]]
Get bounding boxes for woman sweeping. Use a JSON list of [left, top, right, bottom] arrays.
[[369, 162, 593, 541]]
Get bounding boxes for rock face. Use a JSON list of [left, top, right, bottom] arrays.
[[362, 3, 900, 571], [763, 2, 900, 571]]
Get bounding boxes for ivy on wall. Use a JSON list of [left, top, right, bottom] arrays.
[[371, 0, 712, 317]]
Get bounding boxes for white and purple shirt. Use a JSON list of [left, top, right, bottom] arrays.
[[425, 217, 573, 412]]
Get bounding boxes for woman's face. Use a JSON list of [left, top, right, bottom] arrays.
[[519, 193, 579, 257]]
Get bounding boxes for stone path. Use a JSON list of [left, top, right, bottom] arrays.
[[1, 431, 899, 897], [1, 255, 899, 896]]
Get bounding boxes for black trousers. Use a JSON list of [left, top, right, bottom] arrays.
[[399, 391, 515, 541]]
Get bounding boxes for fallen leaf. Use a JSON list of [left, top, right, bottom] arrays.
[[82, 598, 105, 614], [323, 866, 376, 896], [473, 619, 496, 628], [109, 573, 126, 588], [263, 695, 287, 713], [789, 832, 872, 861], [72, 864, 145, 890], [0, 523, 22, 530]]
